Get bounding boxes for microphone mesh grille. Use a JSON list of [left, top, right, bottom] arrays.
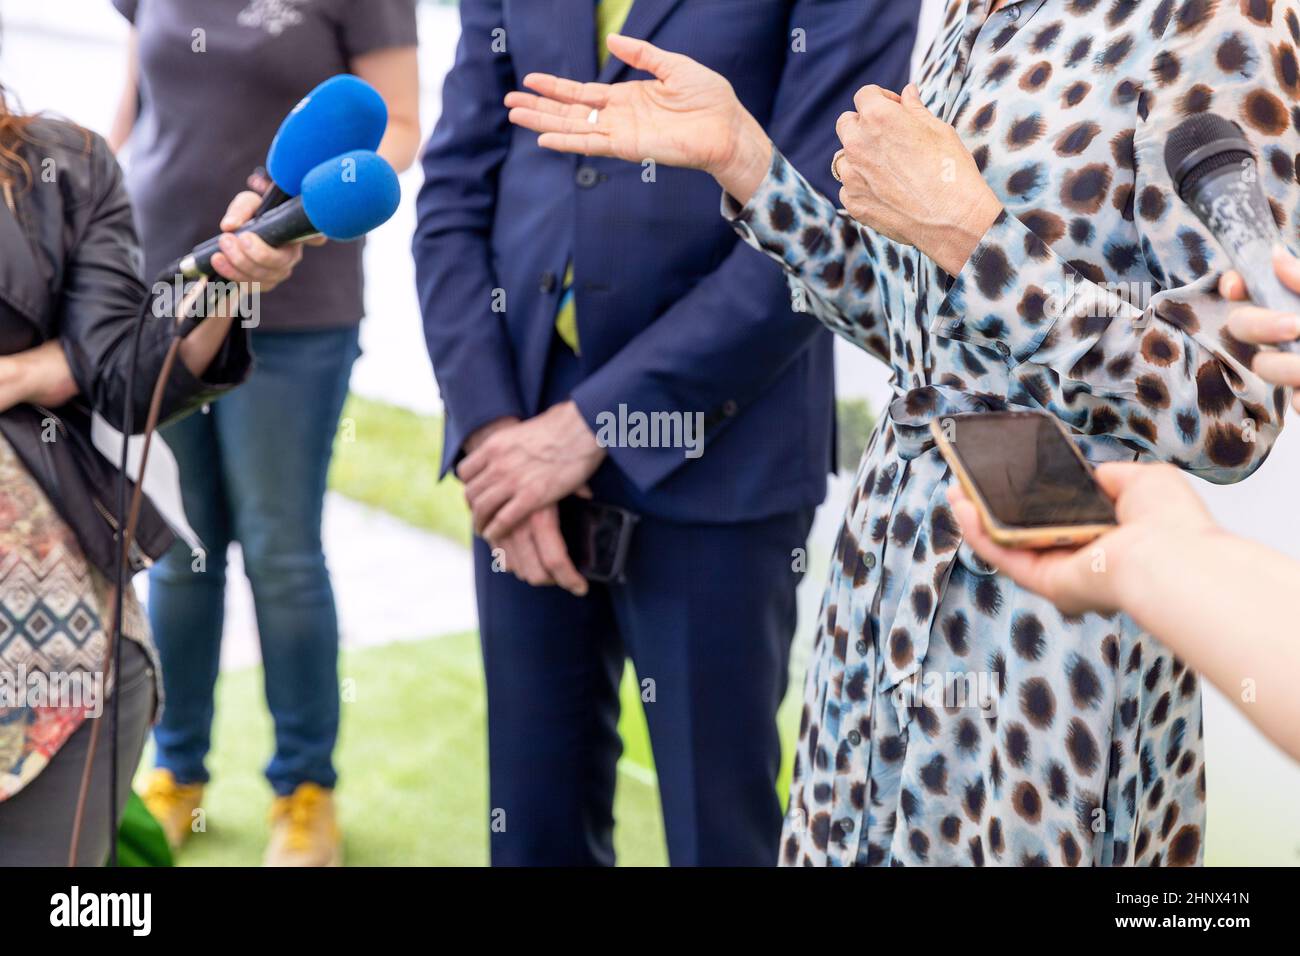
[[1164, 113, 1252, 200]]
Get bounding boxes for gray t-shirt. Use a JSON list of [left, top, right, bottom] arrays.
[[113, 0, 416, 331]]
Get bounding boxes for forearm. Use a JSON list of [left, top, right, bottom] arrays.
[[108, 31, 138, 154], [1119, 532, 1300, 760], [378, 119, 422, 175], [78, 286, 247, 433], [108, 95, 135, 156], [0, 340, 80, 411], [176, 290, 239, 380], [721, 147, 891, 362], [353, 45, 421, 173], [937, 211, 1282, 482], [710, 110, 772, 208], [416, 236, 525, 468]]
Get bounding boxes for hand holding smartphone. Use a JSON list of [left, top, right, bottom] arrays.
[[558, 497, 639, 583], [931, 411, 1116, 549]]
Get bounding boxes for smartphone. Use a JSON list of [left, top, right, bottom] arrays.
[[558, 497, 639, 583], [930, 410, 1117, 549]]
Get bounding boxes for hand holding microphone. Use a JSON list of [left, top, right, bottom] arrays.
[[206, 190, 308, 291], [177, 73, 398, 284], [167, 79, 400, 377], [1163, 113, 1300, 408], [1220, 250, 1300, 412], [179, 149, 401, 281], [1164, 113, 1300, 339]]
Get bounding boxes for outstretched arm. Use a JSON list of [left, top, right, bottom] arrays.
[[505, 31, 912, 364], [950, 463, 1300, 764], [107, 28, 138, 154]]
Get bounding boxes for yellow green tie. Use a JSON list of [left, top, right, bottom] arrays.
[[555, 0, 636, 353], [596, 0, 635, 67]]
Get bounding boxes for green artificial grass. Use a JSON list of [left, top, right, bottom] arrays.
[[327, 394, 472, 547], [836, 396, 876, 475], [146, 633, 666, 866], [145, 630, 802, 866]]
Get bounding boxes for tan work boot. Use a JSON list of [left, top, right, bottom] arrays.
[[264, 783, 342, 867], [138, 768, 205, 850]]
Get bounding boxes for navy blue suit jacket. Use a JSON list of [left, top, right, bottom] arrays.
[[414, 0, 918, 524]]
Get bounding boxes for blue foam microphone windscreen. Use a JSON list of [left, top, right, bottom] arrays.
[[178, 149, 400, 278], [300, 150, 402, 241], [266, 75, 388, 197]]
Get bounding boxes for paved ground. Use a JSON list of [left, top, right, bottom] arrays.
[[132, 492, 479, 671]]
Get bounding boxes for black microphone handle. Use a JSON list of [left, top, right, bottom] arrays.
[[253, 182, 292, 219], [179, 199, 319, 279], [1187, 165, 1300, 355]]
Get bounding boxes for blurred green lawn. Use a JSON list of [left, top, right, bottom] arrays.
[[328, 394, 472, 546], [150, 631, 802, 866], [144, 633, 658, 865]]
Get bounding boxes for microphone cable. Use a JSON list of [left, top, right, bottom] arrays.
[[68, 272, 212, 866]]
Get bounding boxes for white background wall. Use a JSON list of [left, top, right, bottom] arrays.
[[3, 0, 1295, 865]]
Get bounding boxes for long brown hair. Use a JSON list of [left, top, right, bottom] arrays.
[[0, 84, 94, 198], [0, 84, 41, 193]]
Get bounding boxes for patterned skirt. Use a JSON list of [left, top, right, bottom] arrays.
[[0, 431, 151, 800]]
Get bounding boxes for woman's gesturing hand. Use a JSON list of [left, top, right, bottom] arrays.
[[1221, 247, 1300, 412], [834, 84, 1003, 276], [505, 34, 773, 205]]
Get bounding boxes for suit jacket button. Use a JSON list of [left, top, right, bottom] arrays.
[[539, 271, 557, 293], [575, 165, 600, 188], [722, 399, 738, 416]]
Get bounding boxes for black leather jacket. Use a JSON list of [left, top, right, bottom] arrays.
[[0, 119, 251, 576]]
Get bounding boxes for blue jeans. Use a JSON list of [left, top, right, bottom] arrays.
[[148, 325, 360, 796]]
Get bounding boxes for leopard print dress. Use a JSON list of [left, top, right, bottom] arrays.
[[723, 0, 1300, 865]]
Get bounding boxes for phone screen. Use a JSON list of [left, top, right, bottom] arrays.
[[946, 413, 1116, 528]]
